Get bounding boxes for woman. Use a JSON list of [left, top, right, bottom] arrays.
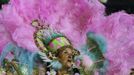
[[32, 20, 80, 75]]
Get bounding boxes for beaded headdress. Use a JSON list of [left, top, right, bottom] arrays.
[[32, 20, 79, 55]]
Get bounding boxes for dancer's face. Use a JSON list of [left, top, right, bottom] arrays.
[[58, 48, 74, 69]]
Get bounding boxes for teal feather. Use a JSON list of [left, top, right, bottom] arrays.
[[80, 45, 97, 61], [0, 42, 38, 75], [0, 42, 15, 64], [80, 31, 109, 74], [50, 60, 62, 70], [86, 31, 107, 53]]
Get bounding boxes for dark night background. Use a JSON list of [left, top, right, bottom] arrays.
[[0, 0, 134, 15], [0, 0, 9, 8], [104, 0, 134, 15]]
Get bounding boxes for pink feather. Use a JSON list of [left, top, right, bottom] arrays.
[[0, 0, 134, 74], [95, 11, 134, 75]]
